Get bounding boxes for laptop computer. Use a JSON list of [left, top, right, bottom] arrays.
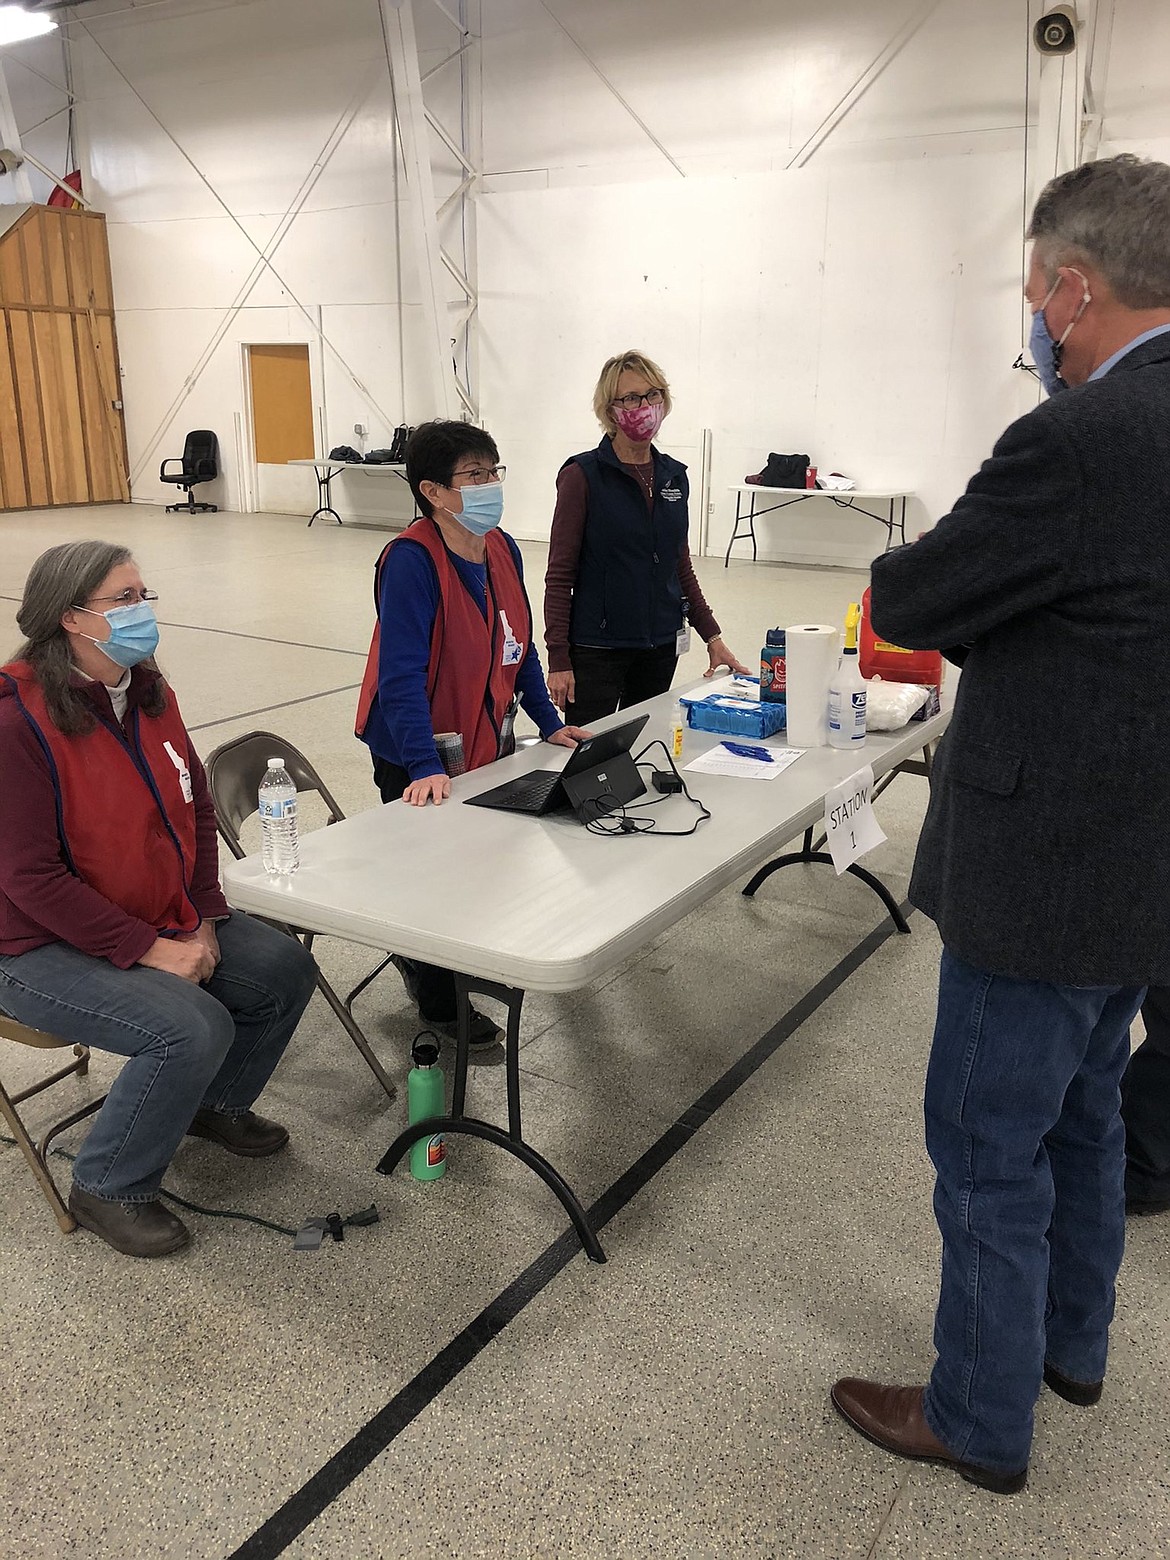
[[463, 713, 650, 819]]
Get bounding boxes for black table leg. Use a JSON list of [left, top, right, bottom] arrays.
[[307, 465, 344, 528], [375, 973, 607, 1264], [725, 493, 744, 566], [741, 826, 911, 935]]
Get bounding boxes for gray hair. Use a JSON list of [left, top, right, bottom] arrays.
[[12, 540, 164, 735], [1028, 153, 1170, 309]]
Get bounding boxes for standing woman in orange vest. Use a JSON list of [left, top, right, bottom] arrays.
[[0, 542, 317, 1258], [356, 421, 590, 1052]]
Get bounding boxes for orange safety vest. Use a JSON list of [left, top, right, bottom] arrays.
[[0, 662, 201, 933], [355, 519, 533, 772]]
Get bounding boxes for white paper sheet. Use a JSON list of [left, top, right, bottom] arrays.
[[823, 764, 888, 873], [684, 744, 805, 780]]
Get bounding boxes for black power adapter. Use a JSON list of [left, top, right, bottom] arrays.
[[651, 769, 684, 795]]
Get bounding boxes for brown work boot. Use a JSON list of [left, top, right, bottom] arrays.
[[68, 1184, 190, 1258], [186, 1108, 289, 1157], [830, 1379, 1027, 1495]]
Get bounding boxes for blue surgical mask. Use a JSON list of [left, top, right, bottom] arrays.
[[1029, 306, 1068, 396], [452, 481, 504, 536], [1029, 269, 1092, 396], [77, 600, 160, 668]]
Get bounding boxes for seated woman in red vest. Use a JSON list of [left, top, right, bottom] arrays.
[[0, 542, 317, 1259], [356, 420, 590, 1050]]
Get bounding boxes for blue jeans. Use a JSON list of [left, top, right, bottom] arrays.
[[921, 949, 1145, 1473], [0, 914, 316, 1202]]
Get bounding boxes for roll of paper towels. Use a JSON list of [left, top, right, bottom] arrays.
[[785, 624, 840, 747]]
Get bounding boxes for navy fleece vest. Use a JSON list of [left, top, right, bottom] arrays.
[[565, 438, 690, 650]]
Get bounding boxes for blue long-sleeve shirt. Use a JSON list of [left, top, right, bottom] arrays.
[[359, 531, 564, 781]]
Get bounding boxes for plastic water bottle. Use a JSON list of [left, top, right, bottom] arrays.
[[258, 758, 299, 875], [408, 1034, 446, 1181]]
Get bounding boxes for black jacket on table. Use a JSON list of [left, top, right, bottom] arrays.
[[870, 332, 1170, 987]]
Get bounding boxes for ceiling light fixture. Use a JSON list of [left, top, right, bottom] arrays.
[[0, 5, 59, 47]]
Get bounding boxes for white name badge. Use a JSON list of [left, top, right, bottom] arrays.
[[500, 609, 523, 667], [163, 740, 193, 804], [823, 764, 887, 875], [676, 623, 692, 656]]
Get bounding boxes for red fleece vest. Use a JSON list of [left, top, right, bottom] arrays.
[[355, 520, 533, 772], [1, 663, 201, 933]]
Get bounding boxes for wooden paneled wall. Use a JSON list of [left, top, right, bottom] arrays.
[[0, 207, 130, 511]]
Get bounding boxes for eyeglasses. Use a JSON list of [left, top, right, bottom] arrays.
[[611, 389, 664, 411], [84, 588, 159, 607], [447, 465, 506, 487]]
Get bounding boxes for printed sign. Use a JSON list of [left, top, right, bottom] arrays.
[[823, 764, 887, 875]]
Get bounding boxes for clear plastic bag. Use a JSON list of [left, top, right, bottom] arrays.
[[864, 677, 930, 731]]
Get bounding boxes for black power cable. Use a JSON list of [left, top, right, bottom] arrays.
[[581, 738, 711, 838], [0, 1134, 377, 1245]]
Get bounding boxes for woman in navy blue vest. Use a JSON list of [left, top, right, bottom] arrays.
[[543, 351, 747, 726]]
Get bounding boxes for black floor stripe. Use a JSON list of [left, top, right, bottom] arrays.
[[188, 684, 362, 735], [227, 905, 913, 1560]]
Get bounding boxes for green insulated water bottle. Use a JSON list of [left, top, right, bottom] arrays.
[[408, 1034, 446, 1181]]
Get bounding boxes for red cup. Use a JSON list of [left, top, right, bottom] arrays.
[[805, 466, 818, 489]]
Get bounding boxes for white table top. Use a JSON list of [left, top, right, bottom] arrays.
[[223, 683, 948, 993], [289, 459, 406, 475], [729, 484, 910, 499]]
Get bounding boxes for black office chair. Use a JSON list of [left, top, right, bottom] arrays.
[[160, 430, 219, 514]]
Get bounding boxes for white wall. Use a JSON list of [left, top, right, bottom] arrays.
[[3, 0, 451, 519], [2, 0, 1170, 556], [473, 0, 1036, 564]]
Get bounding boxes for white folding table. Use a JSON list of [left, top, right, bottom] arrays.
[[725, 484, 912, 565], [223, 684, 949, 1261], [287, 458, 411, 528]]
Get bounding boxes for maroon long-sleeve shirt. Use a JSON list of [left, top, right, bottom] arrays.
[[0, 669, 229, 968], [543, 461, 721, 674]]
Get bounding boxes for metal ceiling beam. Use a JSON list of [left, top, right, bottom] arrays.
[[380, 0, 460, 420], [786, 0, 946, 168], [1080, 0, 1115, 161], [381, 0, 481, 422], [0, 61, 35, 201]]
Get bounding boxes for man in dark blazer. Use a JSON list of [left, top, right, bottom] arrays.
[[831, 155, 1170, 1494]]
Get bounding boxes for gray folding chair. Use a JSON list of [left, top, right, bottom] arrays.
[[204, 731, 397, 1101], [0, 1017, 106, 1232]]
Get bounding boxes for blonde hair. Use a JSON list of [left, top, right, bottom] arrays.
[[592, 350, 672, 436]]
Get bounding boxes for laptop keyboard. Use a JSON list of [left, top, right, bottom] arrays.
[[500, 773, 558, 811]]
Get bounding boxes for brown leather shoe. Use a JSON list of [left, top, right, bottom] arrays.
[[186, 1108, 289, 1157], [68, 1184, 190, 1258], [830, 1379, 1027, 1495]]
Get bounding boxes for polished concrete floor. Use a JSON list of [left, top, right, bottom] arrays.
[[0, 505, 1166, 1560]]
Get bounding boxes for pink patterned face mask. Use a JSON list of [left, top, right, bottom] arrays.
[[613, 401, 665, 442]]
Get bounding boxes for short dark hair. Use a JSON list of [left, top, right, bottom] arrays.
[[1028, 153, 1170, 308], [406, 420, 500, 520]]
